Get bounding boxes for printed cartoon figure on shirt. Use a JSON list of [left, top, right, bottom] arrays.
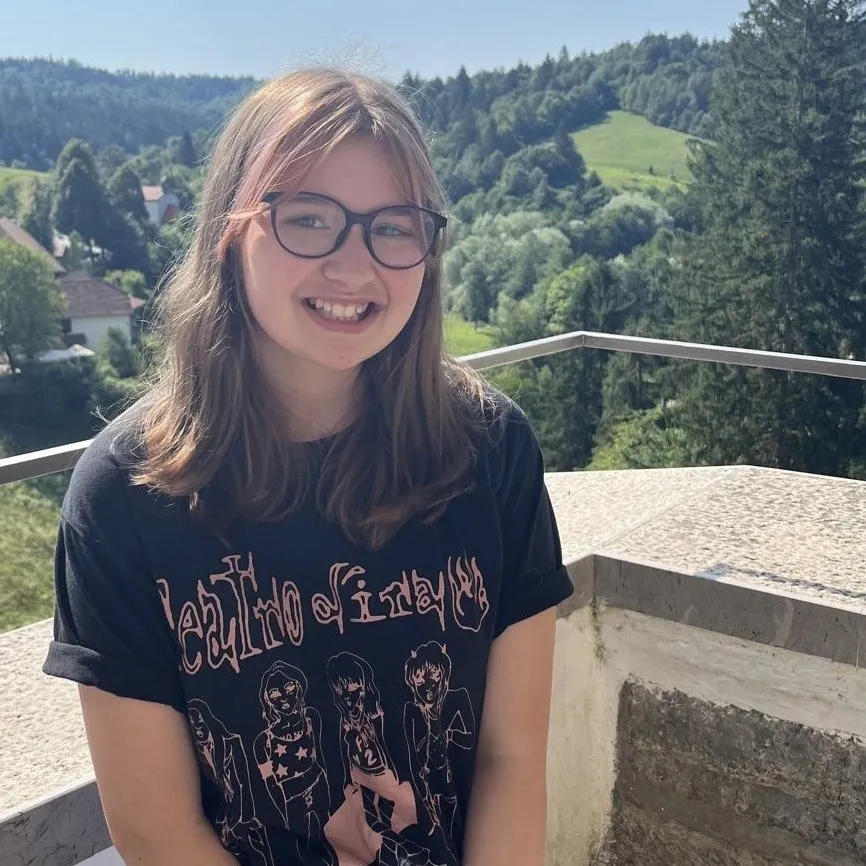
[[253, 661, 334, 865], [323, 652, 422, 866], [403, 642, 475, 840], [187, 699, 275, 866]]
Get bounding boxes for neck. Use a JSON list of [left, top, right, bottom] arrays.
[[258, 346, 362, 442]]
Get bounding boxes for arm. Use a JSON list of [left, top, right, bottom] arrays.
[[462, 404, 571, 865], [80, 686, 239, 866], [461, 607, 557, 866]]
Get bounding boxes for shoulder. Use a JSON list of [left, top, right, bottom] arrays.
[[458, 382, 542, 488], [61, 401, 151, 535], [453, 377, 535, 447]]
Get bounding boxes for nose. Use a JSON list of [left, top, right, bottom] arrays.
[[321, 224, 377, 287]]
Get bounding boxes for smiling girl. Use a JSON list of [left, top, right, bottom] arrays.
[[43, 67, 573, 866]]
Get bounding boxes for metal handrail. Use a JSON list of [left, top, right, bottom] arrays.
[[3, 330, 866, 486], [460, 330, 866, 379]]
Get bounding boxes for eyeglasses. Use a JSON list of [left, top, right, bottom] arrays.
[[261, 191, 447, 270]]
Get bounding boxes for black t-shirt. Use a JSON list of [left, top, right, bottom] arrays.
[[43, 396, 573, 866]]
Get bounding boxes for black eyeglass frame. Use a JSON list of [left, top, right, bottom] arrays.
[[261, 191, 448, 270]]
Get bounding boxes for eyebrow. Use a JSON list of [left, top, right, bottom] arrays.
[[294, 190, 418, 211]]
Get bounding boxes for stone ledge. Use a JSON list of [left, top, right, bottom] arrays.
[[0, 779, 109, 866], [592, 554, 866, 667], [600, 679, 866, 866]]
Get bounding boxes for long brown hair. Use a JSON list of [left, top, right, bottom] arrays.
[[130, 67, 491, 548]]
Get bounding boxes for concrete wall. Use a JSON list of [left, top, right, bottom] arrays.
[[602, 679, 866, 865], [544, 556, 866, 866]]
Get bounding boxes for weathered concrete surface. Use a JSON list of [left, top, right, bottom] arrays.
[[594, 555, 866, 667], [0, 618, 92, 816], [547, 465, 866, 612], [547, 606, 866, 866], [546, 607, 611, 866], [597, 803, 826, 866], [599, 679, 866, 865], [0, 781, 110, 866]]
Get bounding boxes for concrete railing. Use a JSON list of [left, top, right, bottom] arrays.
[[2, 331, 866, 866]]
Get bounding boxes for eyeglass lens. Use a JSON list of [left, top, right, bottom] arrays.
[[271, 194, 438, 268]]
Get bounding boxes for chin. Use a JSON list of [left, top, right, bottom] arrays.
[[311, 352, 371, 373], [312, 338, 397, 371]]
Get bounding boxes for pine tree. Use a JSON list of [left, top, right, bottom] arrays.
[[541, 259, 637, 468], [20, 179, 55, 251], [108, 164, 148, 225], [675, 0, 866, 477], [177, 131, 198, 168], [53, 157, 113, 257], [55, 138, 99, 180], [103, 209, 151, 276]]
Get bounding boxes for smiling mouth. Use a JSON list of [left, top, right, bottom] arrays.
[[304, 297, 376, 323]]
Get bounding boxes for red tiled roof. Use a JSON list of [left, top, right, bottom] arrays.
[[142, 185, 165, 202], [0, 217, 65, 274], [58, 271, 136, 319]]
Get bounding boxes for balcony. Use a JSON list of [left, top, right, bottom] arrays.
[[1, 333, 865, 866]]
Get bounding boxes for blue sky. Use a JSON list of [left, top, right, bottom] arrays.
[[0, 0, 749, 79]]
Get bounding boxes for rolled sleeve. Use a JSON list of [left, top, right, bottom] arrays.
[[42, 440, 185, 713], [491, 402, 574, 637]]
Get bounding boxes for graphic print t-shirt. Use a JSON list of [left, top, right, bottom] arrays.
[[44, 397, 573, 866]]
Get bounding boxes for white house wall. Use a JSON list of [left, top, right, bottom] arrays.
[[143, 200, 161, 226], [70, 315, 131, 349]]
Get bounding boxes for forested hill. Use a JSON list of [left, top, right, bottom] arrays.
[[0, 59, 258, 169], [0, 33, 724, 169]]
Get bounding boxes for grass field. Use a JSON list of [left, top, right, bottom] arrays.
[[0, 421, 75, 633], [0, 166, 47, 195], [572, 111, 698, 192], [444, 315, 498, 357], [0, 481, 60, 632]]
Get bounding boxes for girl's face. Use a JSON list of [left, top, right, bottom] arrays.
[[266, 672, 303, 717], [240, 136, 426, 385]]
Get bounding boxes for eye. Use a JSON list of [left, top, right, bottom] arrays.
[[286, 214, 329, 229], [374, 222, 413, 238]]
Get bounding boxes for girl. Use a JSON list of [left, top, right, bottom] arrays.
[[43, 67, 573, 866]]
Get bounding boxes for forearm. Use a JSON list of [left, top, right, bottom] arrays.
[[462, 757, 547, 866], [113, 816, 239, 866]]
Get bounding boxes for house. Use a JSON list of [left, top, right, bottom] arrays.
[[142, 185, 181, 227], [0, 217, 66, 276], [0, 219, 143, 349], [58, 271, 144, 348]]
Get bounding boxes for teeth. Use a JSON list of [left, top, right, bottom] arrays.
[[305, 298, 371, 322]]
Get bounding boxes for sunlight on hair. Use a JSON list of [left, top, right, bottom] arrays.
[[270, 35, 394, 83]]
